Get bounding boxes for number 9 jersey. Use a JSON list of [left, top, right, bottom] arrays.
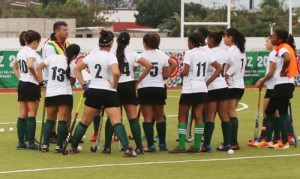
[[43, 54, 75, 97]]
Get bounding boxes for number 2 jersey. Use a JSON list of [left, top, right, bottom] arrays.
[[182, 47, 215, 94], [137, 49, 169, 89], [16, 46, 41, 85], [43, 54, 75, 97], [110, 49, 141, 83], [82, 50, 118, 91]]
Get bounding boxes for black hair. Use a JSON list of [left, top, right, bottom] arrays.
[[226, 28, 246, 53], [143, 33, 160, 49], [274, 29, 296, 56], [195, 27, 210, 39], [99, 29, 113, 47], [188, 32, 204, 48], [208, 31, 225, 46], [116, 31, 130, 72], [53, 21, 68, 32], [19, 30, 41, 46], [65, 44, 80, 79]]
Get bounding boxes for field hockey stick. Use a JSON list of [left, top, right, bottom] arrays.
[[186, 107, 193, 141], [90, 107, 105, 152], [38, 95, 46, 150], [288, 102, 298, 148], [62, 93, 84, 155], [254, 89, 262, 140]]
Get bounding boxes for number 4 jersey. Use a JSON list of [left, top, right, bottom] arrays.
[[43, 54, 75, 97], [16, 46, 41, 85]]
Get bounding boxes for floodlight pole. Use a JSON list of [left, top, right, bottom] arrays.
[[289, 0, 292, 34]]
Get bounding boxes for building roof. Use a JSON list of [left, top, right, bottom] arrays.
[[112, 22, 149, 32]]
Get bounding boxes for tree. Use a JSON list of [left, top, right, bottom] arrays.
[[260, 0, 280, 9], [158, 12, 180, 37], [135, 0, 180, 28]]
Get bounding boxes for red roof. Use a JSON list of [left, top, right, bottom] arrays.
[[112, 22, 149, 32]]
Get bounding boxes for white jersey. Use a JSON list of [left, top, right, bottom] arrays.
[[110, 49, 141, 83], [137, 49, 169, 89], [182, 48, 215, 94], [43, 54, 75, 97], [206, 46, 229, 91], [16, 46, 41, 85], [271, 48, 295, 85], [265, 50, 276, 89], [82, 50, 118, 91], [226, 45, 246, 89]]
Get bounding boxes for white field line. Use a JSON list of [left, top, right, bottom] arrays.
[[0, 103, 249, 125], [0, 153, 299, 175]]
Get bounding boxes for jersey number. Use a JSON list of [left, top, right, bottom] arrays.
[[150, 62, 158, 77], [95, 64, 103, 78], [51, 67, 66, 82], [122, 62, 130, 76], [18, 60, 28, 73], [196, 62, 206, 77]]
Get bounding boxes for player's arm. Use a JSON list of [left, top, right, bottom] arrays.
[[37, 62, 47, 83], [109, 63, 120, 89], [206, 61, 222, 86], [280, 52, 291, 77], [168, 57, 178, 75], [27, 57, 38, 81], [74, 61, 88, 86], [136, 57, 152, 84], [255, 61, 275, 89], [225, 55, 238, 79], [12, 60, 20, 79], [180, 64, 190, 78]]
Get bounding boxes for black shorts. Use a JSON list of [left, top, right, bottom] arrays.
[[179, 92, 207, 105], [18, 81, 41, 102], [264, 89, 274, 99], [228, 88, 244, 100], [85, 88, 120, 109], [117, 81, 138, 105], [272, 83, 294, 99], [138, 87, 166, 105], [208, 88, 228, 102], [45, 95, 73, 107]]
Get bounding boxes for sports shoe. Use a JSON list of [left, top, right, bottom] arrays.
[[41, 145, 49, 152], [102, 147, 111, 154], [199, 145, 211, 153], [90, 133, 98, 142], [154, 135, 160, 143], [254, 140, 270, 148], [123, 148, 137, 157], [168, 146, 187, 153], [135, 148, 144, 155], [16, 142, 27, 150], [186, 145, 201, 153], [288, 135, 295, 145], [231, 144, 241, 150], [159, 144, 168, 152], [273, 141, 290, 149], [54, 146, 62, 153], [27, 142, 39, 150], [143, 145, 156, 153], [69, 147, 80, 154], [247, 139, 261, 147], [216, 144, 231, 151]]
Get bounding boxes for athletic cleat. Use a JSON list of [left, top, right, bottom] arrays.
[[143, 145, 156, 153], [90, 133, 98, 142], [16, 142, 27, 150], [168, 146, 187, 153], [273, 141, 290, 149], [247, 139, 261, 147], [288, 135, 295, 145], [231, 144, 241, 150], [159, 144, 168, 152], [27, 142, 39, 150], [102, 147, 112, 154], [54, 146, 63, 153], [135, 148, 144, 155], [41, 145, 49, 152], [254, 140, 270, 148], [186, 145, 201, 153], [69, 147, 80, 154], [123, 148, 137, 157], [199, 145, 212, 153], [216, 144, 231, 151]]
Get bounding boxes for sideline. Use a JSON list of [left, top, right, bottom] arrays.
[[0, 153, 299, 174]]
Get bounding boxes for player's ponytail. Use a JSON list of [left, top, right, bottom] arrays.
[[19, 31, 27, 46], [226, 28, 246, 53], [116, 31, 130, 72], [65, 44, 80, 79], [19, 30, 41, 47]]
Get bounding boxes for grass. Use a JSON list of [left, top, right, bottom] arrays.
[[0, 89, 300, 178]]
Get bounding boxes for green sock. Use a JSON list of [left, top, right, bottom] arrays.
[[287, 115, 293, 137], [104, 118, 114, 148], [265, 114, 274, 142], [273, 117, 280, 141], [280, 114, 289, 144], [221, 121, 231, 146], [71, 122, 88, 149], [113, 123, 129, 150], [26, 117, 36, 145], [129, 118, 142, 148], [178, 123, 187, 149], [156, 121, 166, 145], [17, 118, 26, 143], [204, 122, 214, 146], [194, 123, 204, 148], [230, 117, 238, 145], [143, 122, 154, 147], [57, 121, 67, 148], [24, 118, 28, 142], [43, 120, 54, 145], [93, 115, 100, 133]]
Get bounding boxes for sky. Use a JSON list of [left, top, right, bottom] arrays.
[[185, 0, 300, 9]]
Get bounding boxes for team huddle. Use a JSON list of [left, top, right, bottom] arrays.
[[12, 21, 298, 157]]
